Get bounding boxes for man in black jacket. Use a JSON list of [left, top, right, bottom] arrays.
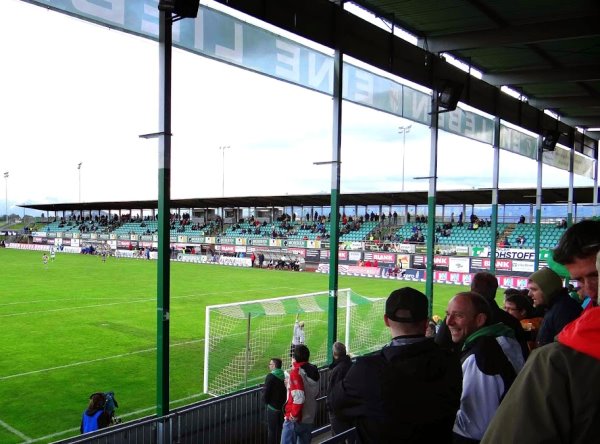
[[329, 287, 462, 443], [263, 357, 286, 444], [326, 341, 353, 436]]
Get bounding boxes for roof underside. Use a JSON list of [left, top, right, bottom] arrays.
[[213, 0, 600, 152], [352, 0, 600, 135], [21, 187, 597, 213]]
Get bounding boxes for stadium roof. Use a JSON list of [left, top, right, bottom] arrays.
[[20, 187, 597, 213], [215, 0, 600, 150]]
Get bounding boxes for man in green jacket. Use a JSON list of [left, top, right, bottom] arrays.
[[263, 358, 286, 444]]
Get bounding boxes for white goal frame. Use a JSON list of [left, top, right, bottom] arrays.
[[203, 288, 365, 395]]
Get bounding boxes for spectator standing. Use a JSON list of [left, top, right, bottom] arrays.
[[258, 252, 265, 268], [482, 249, 600, 444], [326, 342, 352, 436], [282, 344, 319, 444], [553, 219, 600, 309], [436, 272, 529, 360], [330, 287, 462, 443], [446, 292, 524, 443], [503, 292, 542, 351], [527, 267, 582, 347], [263, 358, 286, 444]]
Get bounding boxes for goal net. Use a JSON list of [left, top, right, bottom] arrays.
[[203, 288, 389, 396]]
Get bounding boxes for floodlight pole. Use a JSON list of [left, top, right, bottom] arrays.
[[398, 125, 411, 192], [4, 172, 8, 226], [219, 145, 230, 198], [157, 5, 172, 421], [77, 162, 82, 203]]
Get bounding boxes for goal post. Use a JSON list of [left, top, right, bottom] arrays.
[[203, 288, 389, 396]]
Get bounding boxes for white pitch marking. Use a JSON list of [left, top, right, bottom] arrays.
[[0, 418, 32, 441], [0, 339, 204, 381]]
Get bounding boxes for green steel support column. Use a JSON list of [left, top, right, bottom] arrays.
[[534, 136, 543, 270], [567, 134, 575, 226], [157, 8, 172, 418], [592, 132, 599, 217], [425, 93, 439, 317], [490, 117, 501, 273], [327, 32, 343, 362]]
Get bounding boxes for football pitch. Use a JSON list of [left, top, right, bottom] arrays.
[[0, 248, 467, 443]]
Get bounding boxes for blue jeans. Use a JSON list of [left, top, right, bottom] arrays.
[[281, 420, 313, 444]]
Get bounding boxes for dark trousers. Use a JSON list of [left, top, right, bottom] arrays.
[[266, 407, 283, 444], [329, 411, 352, 436]]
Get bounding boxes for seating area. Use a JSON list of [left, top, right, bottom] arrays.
[[395, 222, 566, 249], [225, 220, 380, 242], [112, 221, 159, 236], [38, 217, 568, 250], [509, 223, 567, 249], [439, 224, 508, 247]]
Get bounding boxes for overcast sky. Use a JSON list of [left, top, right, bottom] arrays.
[[1, 0, 594, 217]]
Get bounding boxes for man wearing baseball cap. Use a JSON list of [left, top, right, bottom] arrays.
[[329, 287, 462, 443]]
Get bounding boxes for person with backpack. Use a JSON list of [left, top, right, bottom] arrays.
[[80, 393, 111, 434]]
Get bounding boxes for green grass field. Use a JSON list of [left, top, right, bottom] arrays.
[[0, 248, 468, 443]]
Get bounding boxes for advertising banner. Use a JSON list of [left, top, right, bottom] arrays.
[[498, 276, 529, 289], [320, 250, 349, 260], [511, 261, 535, 273], [396, 254, 411, 269], [345, 265, 381, 277], [306, 240, 321, 249], [341, 241, 364, 250], [306, 249, 321, 262], [348, 251, 362, 262], [371, 252, 396, 264], [474, 247, 536, 261], [401, 269, 426, 282], [434, 256, 449, 267], [394, 243, 416, 254], [488, 258, 512, 271], [287, 248, 306, 257], [284, 239, 306, 248], [248, 238, 269, 246], [412, 255, 426, 268], [455, 246, 470, 256], [435, 271, 469, 285], [449, 257, 470, 273]]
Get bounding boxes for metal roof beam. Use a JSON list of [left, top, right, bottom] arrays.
[[420, 16, 600, 53], [528, 96, 600, 109], [485, 64, 600, 85], [562, 116, 600, 128]]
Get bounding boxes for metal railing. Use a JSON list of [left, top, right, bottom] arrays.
[[55, 368, 332, 444]]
